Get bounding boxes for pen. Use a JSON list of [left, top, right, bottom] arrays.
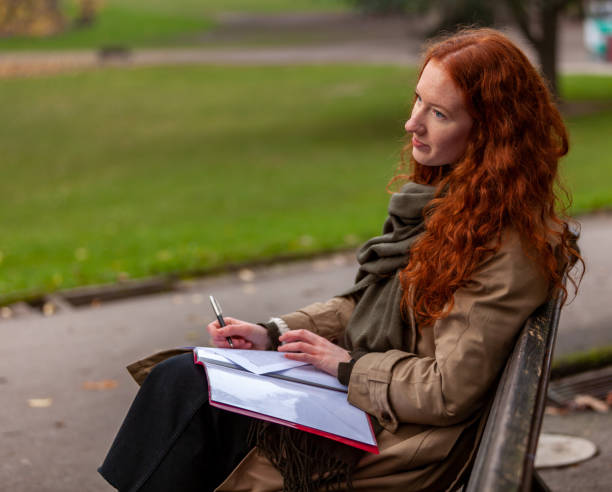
[[209, 295, 234, 348]]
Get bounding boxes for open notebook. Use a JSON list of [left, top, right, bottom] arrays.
[[194, 347, 378, 453]]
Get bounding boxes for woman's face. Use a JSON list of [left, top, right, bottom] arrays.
[[404, 60, 473, 167]]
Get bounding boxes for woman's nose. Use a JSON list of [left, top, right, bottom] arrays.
[[405, 106, 425, 135], [404, 117, 424, 135]]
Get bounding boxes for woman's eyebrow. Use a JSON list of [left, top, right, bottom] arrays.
[[414, 90, 452, 115]]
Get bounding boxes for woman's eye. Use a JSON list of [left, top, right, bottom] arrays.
[[433, 109, 446, 119]]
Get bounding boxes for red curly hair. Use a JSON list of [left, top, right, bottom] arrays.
[[397, 28, 582, 326]]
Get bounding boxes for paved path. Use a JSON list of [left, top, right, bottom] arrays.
[[1, 14, 612, 77], [0, 213, 610, 491]]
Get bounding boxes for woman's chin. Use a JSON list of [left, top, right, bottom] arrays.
[[412, 150, 435, 167], [413, 156, 442, 168]]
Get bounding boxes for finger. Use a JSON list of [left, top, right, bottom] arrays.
[[206, 320, 221, 333], [211, 337, 229, 348], [277, 341, 315, 354], [218, 323, 251, 338], [213, 337, 249, 349], [229, 338, 253, 349], [279, 329, 320, 343], [215, 333, 253, 347], [282, 352, 313, 363]]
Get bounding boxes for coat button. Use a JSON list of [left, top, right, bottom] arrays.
[[381, 411, 391, 421]]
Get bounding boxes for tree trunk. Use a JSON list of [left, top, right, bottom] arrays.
[[505, 0, 570, 101], [75, 0, 97, 28], [538, 1, 560, 100]]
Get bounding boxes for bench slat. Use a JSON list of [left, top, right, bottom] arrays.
[[465, 295, 561, 492]]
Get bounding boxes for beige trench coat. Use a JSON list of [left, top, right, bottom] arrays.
[[127, 231, 550, 491], [215, 231, 550, 491]]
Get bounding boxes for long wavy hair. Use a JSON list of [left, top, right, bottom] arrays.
[[397, 28, 582, 326]]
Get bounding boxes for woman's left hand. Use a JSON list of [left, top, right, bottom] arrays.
[[278, 329, 351, 377]]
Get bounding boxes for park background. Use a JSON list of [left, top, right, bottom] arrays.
[[1, 0, 612, 305], [1, 1, 611, 491]]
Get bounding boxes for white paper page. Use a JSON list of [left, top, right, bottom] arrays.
[[205, 347, 309, 374], [194, 347, 240, 368], [274, 365, 348, 392], [195, 347, 347, 392], [205, 364, 376, 446]]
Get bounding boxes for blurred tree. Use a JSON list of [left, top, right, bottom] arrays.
[[74, 0, 97, 28], [348, 0, 580, 98], [506, 0, 575, 98], [346, 0, 427, 14], [0, 0, 65, 37], [435, 0, 495, 32]]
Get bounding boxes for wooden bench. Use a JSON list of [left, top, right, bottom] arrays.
[[463, 294, 563, 492]]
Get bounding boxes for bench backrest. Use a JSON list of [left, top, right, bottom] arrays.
[[464, 294, 562, 491]]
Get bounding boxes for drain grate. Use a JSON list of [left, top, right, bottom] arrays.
[[548, 365, 612, 404]]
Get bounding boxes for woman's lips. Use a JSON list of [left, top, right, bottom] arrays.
[[412, 136, 430, 150]]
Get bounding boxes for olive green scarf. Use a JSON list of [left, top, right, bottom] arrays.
[[348, 181, 437, 292], [341, 181, 437, 354]]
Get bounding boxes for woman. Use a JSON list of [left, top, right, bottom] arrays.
[[99, 28, 581, 492]]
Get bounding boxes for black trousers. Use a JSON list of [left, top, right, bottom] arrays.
[[99, 353, 254, 492]]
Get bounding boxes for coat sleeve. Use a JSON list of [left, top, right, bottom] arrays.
[[278, 295, 357, 344], [347, 231, 550, 431]]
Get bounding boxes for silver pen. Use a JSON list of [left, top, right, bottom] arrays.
[[209, 295, 234, 348]]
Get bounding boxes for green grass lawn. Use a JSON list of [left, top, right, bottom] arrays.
[[0, 0, 346, 51], [560, 75, 612, 211], [1, 66, 611, 302]]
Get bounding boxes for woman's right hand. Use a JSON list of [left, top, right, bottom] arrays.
[[206, 317, 270, 350]]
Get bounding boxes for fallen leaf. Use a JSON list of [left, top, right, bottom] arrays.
[[238, 268, 255, 282], [82, 379, 118, 391], [42, 302, 56, 316], [573, 394, 609, 413], [28, 398, 53, 408], [332, 254, 348, 266], [1, 306, 12, 319]]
